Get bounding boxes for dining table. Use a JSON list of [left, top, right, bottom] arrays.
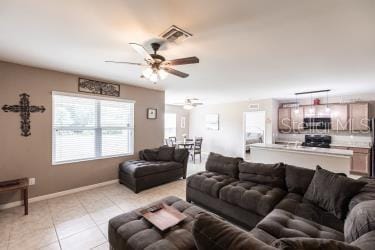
[[175, 140, 195, 149]]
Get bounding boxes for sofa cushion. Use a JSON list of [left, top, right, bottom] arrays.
[[157, 146, 175, 161], [119, 160, 182, 178], [351, 231, 375, 250], [284, 164, 315, 195], [275, 193, 344, 232], [304, 166, 366, 219], [173, 148, 189, 163], [187, 171, 236, 198], [219, 181, 286, 216], [205, 152, 242, 178], [344, 200, 375, 242], [253, 209, 344, 244], [142, 148, 159, 161], [108, 196, 204, 250], [239, 162, 285, 189], [349, 177, 375, 211], [192, 213, 275, 250], [273, 237, 360, 250]]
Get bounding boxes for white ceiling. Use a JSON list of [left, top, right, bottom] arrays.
[[1, 0, 375, 104]]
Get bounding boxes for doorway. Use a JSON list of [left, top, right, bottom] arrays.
[[243, 111, 266, 160]]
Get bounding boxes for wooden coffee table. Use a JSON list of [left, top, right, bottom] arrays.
[[0, 178, 29, 215]]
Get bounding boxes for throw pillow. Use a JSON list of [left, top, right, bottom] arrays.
[[304, 166, 366, 219], [344, 200, 375, 242], [284, 164, 315, 194], [205, 152, 243, 178], [142, 149, 159, 161], [239, 162, 285, 189], [272, 237, 360, 250], [157, 146, 175, 161]]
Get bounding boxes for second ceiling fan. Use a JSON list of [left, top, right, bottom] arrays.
[[105, 42, 199, 83]]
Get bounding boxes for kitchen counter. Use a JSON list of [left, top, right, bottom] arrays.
[[249, 143, 357, 178], [252, 143, 353, 157], [275, 140, 372, 149]]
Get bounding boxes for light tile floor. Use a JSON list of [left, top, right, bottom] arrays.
[[0, 158, 206, 250]]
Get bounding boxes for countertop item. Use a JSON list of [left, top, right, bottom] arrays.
[[251, 143, 353, 157]]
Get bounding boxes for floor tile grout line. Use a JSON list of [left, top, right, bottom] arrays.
[[46, 199, 63, 250]]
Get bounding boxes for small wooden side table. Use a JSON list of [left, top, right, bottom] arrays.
[[0, 178, 29, 215]]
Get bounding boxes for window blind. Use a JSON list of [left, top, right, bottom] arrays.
[[164, 113, 177, 138], [52, 92, 134, 164]]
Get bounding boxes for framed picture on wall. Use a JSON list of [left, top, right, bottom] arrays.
[[147, 108, 157, 119], [206, 114, 219, 130], [181, 116, 186, 128]]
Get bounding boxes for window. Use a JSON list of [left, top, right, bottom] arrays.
[[164, 113, 177, 139], [52, 92, 134, 165]]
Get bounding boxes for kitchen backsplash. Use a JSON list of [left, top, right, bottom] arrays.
[[275, 133, 373, 147]]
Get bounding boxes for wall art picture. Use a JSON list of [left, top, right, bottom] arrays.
[[78, 78, 120, 97], [181, 116, 186, 128], [147, 108, 157, 119], [206, 114, 219, 130]]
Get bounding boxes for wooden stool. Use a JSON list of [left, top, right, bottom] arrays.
[[0, 178, 29, 215]]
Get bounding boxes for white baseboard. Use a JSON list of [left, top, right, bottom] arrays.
[[0, 179, 119, 211]]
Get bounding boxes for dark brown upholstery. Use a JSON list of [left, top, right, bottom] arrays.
[[252, 209, 344, 244], [192, 213, 275, 250], [275, 192, 344, 232], [351, 231, 375, 250], [284, 164, 315, 195], [344, 200, 375, 242], [119, 147, 189, 193], [187, 171, 237, 198], [219, 181, 286, 216], [239, 162, 286, 189], [273, 237, 360, 250], [205, 152, 243, 178], [108, 196, 205, 250]]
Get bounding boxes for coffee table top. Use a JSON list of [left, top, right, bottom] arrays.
[[0, 178, 28, 192]]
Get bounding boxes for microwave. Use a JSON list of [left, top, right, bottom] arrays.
[[303, 118, 331, 130]]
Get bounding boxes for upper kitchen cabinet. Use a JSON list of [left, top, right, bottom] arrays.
[[278, 108, 291, 131], [349, 103, 369, 131], [330, 104, 348, 131], [290, 107, 304, 131]]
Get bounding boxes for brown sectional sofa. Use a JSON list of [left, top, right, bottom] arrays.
[[186, 152, 375, 249]]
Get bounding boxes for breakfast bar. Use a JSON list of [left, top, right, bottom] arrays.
[[249, 143, 355, 177]]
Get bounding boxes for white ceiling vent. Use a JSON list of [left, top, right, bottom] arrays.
[[160, 25, 192, 43]]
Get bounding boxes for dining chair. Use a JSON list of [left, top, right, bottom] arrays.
[[168, 137, 177, 147], [192, 138, 203, 163]]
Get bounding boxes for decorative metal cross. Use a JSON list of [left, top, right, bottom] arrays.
[[2, 93, 46, 137]]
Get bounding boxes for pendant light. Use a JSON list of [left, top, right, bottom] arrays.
[[294, 94, 299, 114], [325, 91, 330, 113]]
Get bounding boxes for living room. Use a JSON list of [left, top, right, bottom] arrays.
[[1, 1, 375, 250]]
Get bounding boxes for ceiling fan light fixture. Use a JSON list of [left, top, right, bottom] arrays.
[[158, 69, 168, 79], [142, 67, 153, 79]]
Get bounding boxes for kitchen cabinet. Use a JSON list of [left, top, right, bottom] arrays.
[[278, 108, 291, 131], [290, 107, 304, 131], [349, 103, 369, 131], [330, 104, 348, 131], [331, 146, 370, 176]]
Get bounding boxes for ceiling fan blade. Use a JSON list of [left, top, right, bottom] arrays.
[[163, 67, 189, 78], [104, 60, 146, 66], [163, 57, 199, 66], [129, 43, 154, 63]]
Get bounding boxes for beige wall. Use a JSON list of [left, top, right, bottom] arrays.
[[165, 105, 190, 140], [0, 61, 164, 204], [189, 99, 278, 157]]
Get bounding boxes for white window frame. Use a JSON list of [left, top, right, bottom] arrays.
[[52, 91, 135, 165]]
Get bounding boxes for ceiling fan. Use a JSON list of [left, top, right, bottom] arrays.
[[105, 42, 199, 83], [173, 98, 204, 110]]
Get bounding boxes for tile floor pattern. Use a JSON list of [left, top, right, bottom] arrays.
[[0, 159, 206, 250]]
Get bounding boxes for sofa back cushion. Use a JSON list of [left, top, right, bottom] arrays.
[[304, 166, 367, 220], [141, 148, 159, 161], [205, 152, 242, 178], [285, 164, 315, 195], [173, 148, 189, 163], [239, 162, 285, 189], [273, 237, 360, 250], [157, 146, 175, 161], [349, 177, 375, 211], [344, 200, 375, 242]]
